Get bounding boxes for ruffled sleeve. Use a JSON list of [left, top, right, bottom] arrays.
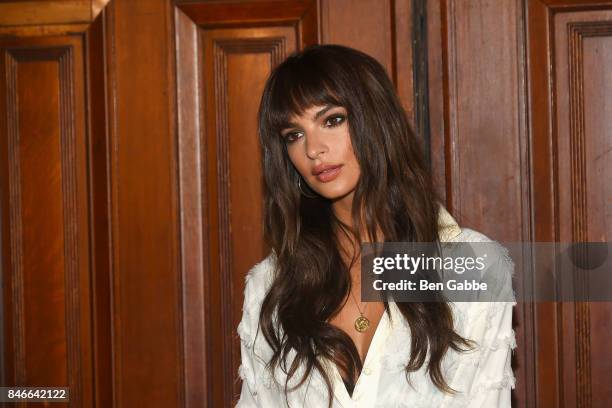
[[443, 243, 517, 408], [235, 268, 262, 407], [235, 254, 278, 407], [464, 300, 516, 406]]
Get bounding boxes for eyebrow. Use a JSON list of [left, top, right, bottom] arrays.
[[282, 105, 337, 130], [313, 105, 334, 120]]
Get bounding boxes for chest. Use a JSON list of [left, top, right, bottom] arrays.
[[326, 259, 387, 366], [329, 301, 386, 362]]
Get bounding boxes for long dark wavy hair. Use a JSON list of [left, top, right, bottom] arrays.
[[257, 44, 472, 407]]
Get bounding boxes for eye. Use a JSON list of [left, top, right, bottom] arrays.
[[282, 131, 303, 144], [324, 114, 346, 128]]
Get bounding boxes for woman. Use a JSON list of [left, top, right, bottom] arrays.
[[236, 44, 515, 407]]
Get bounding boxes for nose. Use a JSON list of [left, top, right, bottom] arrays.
[[305, 128, 328, 159]]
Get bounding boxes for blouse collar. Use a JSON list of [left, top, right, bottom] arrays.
[[437, 204, 462, 242]]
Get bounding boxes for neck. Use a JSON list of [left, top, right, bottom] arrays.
[[331, 190, 354, 227], [332, 194, 383, 265]]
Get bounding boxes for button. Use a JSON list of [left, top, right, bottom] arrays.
[[363, 367, 372, 375]]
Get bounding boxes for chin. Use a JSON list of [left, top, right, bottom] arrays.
[[316, 186, 355, 201]]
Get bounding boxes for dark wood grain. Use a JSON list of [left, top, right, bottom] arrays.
[[86, 10, 113, 408], [528, 1, 612, 407], [0, 1, 111, 26], [552, 7, 612, 407], [0, 35, 93, 407], [107, 0, 182, 406]]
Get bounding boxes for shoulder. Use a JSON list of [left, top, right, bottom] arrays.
[[446, 227, 516, 302], [450, 226, 496, 243], [243, 252, 277, 307], [237, 253, 277, 355], [449, 227, 515, 272], [444, 229, 517, 353], [247, 251, 277, 279]]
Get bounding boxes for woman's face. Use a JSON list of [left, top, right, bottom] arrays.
[[280, 104, 361, 204]]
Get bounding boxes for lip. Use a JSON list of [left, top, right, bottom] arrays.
[[313, 164, 343, 182]]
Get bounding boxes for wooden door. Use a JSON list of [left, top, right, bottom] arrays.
[[528, 2, 612, 406], [0, 2, 112, 407]]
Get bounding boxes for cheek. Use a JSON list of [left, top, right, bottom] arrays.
[[347, 161, 361, 186]]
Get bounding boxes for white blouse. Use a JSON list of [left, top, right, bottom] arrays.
[[235, 208, 516, 407]]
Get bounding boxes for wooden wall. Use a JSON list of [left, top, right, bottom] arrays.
[[428, 1, 612, 407], [1, 0, 611, 407]]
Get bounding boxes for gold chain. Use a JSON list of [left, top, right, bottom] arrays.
[[348, 287, 370, 332]]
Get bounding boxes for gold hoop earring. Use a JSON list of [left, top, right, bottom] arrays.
[[297, 177, 317, 198]]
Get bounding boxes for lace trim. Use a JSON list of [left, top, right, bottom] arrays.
[[471, 370, 516, 393], [237, 320, 253, 348], [440, 370, 515, 408], [485, 301, 516, 330], [483, 330, 517, 351]]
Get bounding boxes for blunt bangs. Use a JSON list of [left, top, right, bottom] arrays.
[[262, 54, 347, 136]]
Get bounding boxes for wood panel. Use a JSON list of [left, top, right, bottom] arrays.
[[174, 1, 317, 406], [0, 36, 93, 408], [321, 0, 394, 78], [106, 0, 183, 406], [86, 13, 114, 408], [437, 0, 526, 235], [553, 6, 612, 408], [528, 1, 612, 407], [427, 0, 448, 200], [0, 2, 116, 408], [0, 0, 110, 27], [0, 1, 188, 405]]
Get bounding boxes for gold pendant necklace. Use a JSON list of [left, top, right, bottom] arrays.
[[354, 314, 370, 332], [349, 290, 370, 332]]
